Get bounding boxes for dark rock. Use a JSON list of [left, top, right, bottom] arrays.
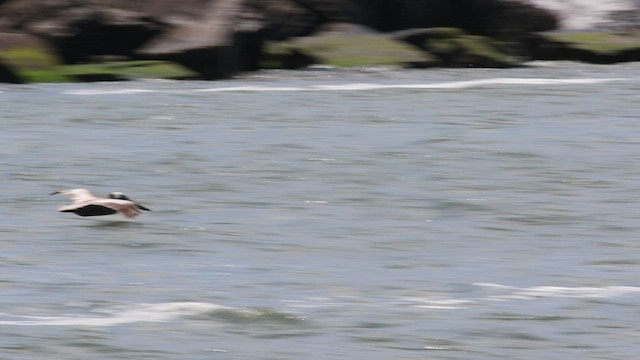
[[0, 0, 568, 82], [461, 0, 558, 40], [252, 0, 318, 41], [0, 31, 71, 83], [528, 30, 640, 63], [60, 60, 198, 81], [253, 0, 358, 41], [137, 0, 248, 79], [289, 0, 357, 23], [350, 0, 558, 40], [350, 0, 454, 32], [0, 61, 21, 83], [392, 27, 521, 68], [392, 27, 466, 47], [0, 1, 165, 63], [263, 22, 439, 68]]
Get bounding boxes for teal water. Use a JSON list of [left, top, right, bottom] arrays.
[[1, 62, 640, 359]]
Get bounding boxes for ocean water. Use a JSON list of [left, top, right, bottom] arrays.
[[1, 62, 640, 359]]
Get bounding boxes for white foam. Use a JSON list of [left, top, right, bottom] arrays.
[[63, 77, 632, 96], [292, 77, 623, 90], [477, 283, 640, 301], [407, 283, 640, 309], [527, 0, 634, 29], [398, 77, 627, 89], [0, 302, 228, 326], [64, 88, 159, 95], [193, 85, 304, 92], [409, 298, 476, 310], [201, 78, 628, 92]]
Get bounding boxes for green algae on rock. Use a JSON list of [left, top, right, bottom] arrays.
[[262, 23, 439, 69], [393, 28, 521, 68], [0, 33, 72, 83], [60, 60, 198, 82], [528, 30, 640, 63]]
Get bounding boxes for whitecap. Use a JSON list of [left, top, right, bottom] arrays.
[[193, 85, 305, 92], [62, 77, 633, 96], [0, 302, 228, 326], [404, 283, 640, 310], [528, 0, 634, 29], [64, 88, 159, 95], [477, 283, 640, 301], [198, 78, 630, 93]]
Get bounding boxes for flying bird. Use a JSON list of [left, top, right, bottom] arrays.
[[51, 189, 151, 218]]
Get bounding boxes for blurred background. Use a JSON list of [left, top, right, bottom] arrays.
[[1, 1, 640, 360], [1, 0, 639, 82]]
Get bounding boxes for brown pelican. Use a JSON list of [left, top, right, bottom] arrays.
[[51, 189, 151, 218]]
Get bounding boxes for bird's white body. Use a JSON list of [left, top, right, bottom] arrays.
[[52, 189, 150, 218]]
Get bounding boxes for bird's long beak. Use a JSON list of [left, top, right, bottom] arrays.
[[50, 191, 60, 195]]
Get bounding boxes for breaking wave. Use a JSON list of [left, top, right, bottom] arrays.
[[63, 77, 631, 96], [0, 302, 227, 326], [405, 283, 640, 309], [0, 302, 304, 327], [2, 284, 638, 326]]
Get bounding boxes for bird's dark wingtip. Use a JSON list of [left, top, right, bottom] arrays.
[[138, 205, 151, 211], [50, 191, 60, 195]]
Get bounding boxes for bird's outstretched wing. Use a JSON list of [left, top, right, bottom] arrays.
[[51, 189, 98, 203], [90, 199, 143, 218], [59, 204, 118, 216]]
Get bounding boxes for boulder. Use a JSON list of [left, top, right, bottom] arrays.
[[0, 0, 562, 82], [0, 1, 165, 64], [528, 30, 640, 63], [0, 32, 71, 83], [350, 0, 558, 40], [0, 61, 21, 83], [256, 0, 329, 41], [289, 0, 357, 23], [393, 27, 521, 68], [461, 0, 559, 40], [137, 0, 254, 79], [60, 60, 198, 82], [263, 22, 439, 68], [350, 0, 453, 32]]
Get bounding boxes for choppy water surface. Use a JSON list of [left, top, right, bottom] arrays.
[[1, 62, 640, 359]]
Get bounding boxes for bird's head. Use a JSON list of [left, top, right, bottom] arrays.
[[108, 192, 131, 201]]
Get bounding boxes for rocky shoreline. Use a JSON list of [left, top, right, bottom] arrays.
[[0, 0, 639, 83]]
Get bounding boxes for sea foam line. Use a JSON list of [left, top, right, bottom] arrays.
[[65, 88, 159, 95], [63, 77, 631, 95], [0, 302, 228, 326], [181, 78, 631, 92], [476, 283, 640, 301], [407, 283, 640, 309]]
